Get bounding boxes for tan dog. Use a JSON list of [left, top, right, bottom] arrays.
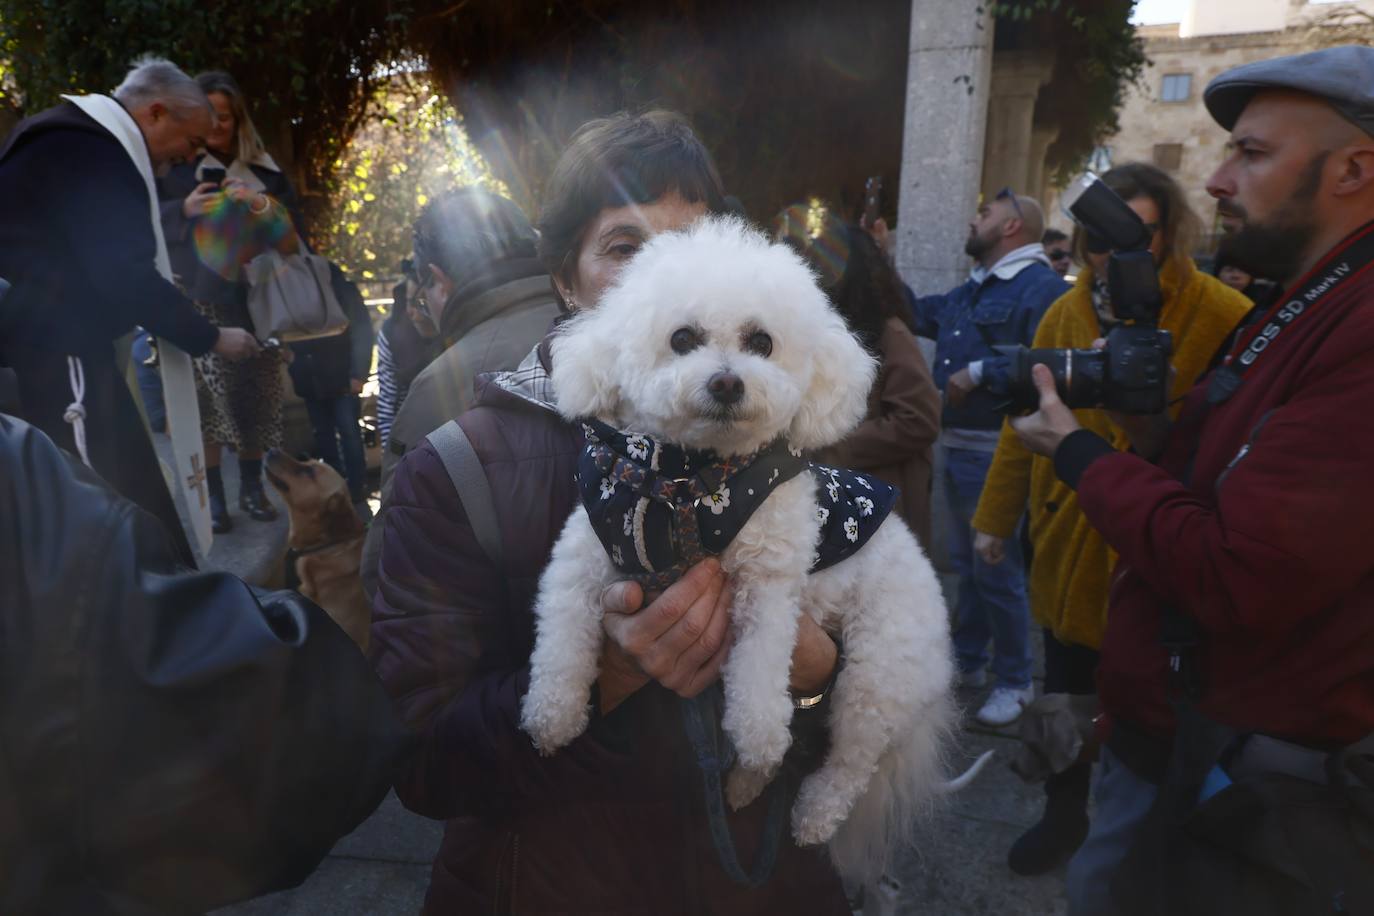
[[265, 449, 371, 651]]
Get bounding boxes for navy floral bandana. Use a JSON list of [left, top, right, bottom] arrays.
[[576, 419, 897, 592]]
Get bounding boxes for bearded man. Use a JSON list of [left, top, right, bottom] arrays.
[[1010, 45, 1374, 916], [910, 190, 1068, 727]]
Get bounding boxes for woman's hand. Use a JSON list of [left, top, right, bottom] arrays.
[[598, 559, 732, 712], [223, 179, 269, 213], [182, 182, 222, 219], [789, 614, 839, 695], [596, 558, 842, 712], [974, 529, 1006, 565]]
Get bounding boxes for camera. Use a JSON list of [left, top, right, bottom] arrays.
[[998, 173, 1173, 415]]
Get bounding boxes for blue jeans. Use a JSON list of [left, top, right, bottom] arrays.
[[943, 444, 1032, 688], [304, 395, 367, 501], [1066, 746, 1158, 916], [130, 332, 166, 433]]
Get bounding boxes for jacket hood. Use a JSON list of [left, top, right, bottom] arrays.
[[438, 258, 554, 343], [479, 334, 560, 415]]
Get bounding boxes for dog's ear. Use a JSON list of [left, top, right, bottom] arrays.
[[549, 309, 620, 421], [788, 306, 878, 451]]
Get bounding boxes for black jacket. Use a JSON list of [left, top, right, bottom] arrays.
[[0, 414, 411, 915], [0, 102, 218, 361]]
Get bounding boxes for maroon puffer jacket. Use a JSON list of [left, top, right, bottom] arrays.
[[369, 345, 850, 915]]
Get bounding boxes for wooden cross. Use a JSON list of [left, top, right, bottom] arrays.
[[186, 453, 208, 510]]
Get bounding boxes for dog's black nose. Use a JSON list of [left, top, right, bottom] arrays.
[[707, 371, 745, 406]]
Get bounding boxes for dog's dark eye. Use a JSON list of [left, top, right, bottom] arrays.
[[744, 330, 773, 358], [670, 327, 702, 355]]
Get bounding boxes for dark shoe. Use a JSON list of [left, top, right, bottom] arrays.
[[1007, 767, 1091, 876], [239, 482, 279, 522], [209, 491, 233, 534]]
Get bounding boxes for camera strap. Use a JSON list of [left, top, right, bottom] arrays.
[[1170, 221, 1374, 705], [1207, 220, 1374, 405]]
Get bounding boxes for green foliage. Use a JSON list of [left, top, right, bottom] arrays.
[[321, 71, 509, 281], [0, 0, 414, 233], [992, 0, 1147, 183]]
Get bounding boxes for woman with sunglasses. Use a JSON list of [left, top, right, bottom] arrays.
[[969, 161, 1252, 876], [1042, 228, 1073, 278]]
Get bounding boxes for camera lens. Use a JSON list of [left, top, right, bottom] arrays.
[[1003, 346, 1106, 411]]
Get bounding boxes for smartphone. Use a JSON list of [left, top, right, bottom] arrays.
[[863, 175, 883, 228], [200, 167, 227, 187]]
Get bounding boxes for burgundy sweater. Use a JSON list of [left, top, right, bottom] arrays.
[[1056, 229, 1374, 745]]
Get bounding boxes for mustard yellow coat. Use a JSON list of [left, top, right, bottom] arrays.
[[970, 257, 1252, 649]]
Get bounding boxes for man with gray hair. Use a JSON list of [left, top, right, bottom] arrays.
[[0, 55, 258, 566]]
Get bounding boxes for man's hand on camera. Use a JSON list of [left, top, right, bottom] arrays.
[[974, 529, 1006, 565], [1090, 338, 1174, 461], [946, 367, 977, 408], [1010, 363, 1081, 457], [211, 328, 261, 361]]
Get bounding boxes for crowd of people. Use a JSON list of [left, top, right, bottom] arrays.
[[2, 40, 1374, 916]]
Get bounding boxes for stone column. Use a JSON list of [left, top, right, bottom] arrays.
[[1026, 124, 1061, 206], [981, 51, 1057, 199], [894, 0, 995, 296]]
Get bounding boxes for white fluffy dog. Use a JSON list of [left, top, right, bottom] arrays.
[[520, 215, 955, 880]]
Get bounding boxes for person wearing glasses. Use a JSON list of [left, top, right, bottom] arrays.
[[1043, 228, 1073, 277], [910, 187, 1069, 728], [362, 188, 561, 598], [970, 162, 1249, 878], [376, 188, 560, 495]]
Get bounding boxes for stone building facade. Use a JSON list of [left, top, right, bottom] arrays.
[[1046, 0, 1374, 249]]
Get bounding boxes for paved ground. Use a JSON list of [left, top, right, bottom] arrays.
[[152, 433, 290, 586]]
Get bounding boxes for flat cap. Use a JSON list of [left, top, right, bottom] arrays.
[[1204, 44, 1374, 137]]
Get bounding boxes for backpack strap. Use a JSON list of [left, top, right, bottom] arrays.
[[426, 419, 503, 568]]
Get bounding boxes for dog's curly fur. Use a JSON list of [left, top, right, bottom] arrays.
[[519, 215, 955, 882]]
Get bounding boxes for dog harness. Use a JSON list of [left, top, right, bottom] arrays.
[[577, 419, 896, 592]]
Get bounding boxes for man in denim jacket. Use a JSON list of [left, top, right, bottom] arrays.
[[911, 191, 1068, 727]]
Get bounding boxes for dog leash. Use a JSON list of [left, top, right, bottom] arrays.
[[679, 687, 790, 888]]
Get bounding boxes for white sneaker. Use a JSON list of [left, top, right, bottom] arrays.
[[975, 684, 1035, 727], [959, 668, 988, 689]]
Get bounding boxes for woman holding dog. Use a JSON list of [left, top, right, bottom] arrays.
[[158, 71, 305, 533], [969, 162, 1252, 877], [370, 111, 851, 914]]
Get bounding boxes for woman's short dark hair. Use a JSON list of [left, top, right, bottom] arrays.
[[536, 110, 727, 284], [1072, 162, 1201, 267], [412, 187, 538, 285]]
